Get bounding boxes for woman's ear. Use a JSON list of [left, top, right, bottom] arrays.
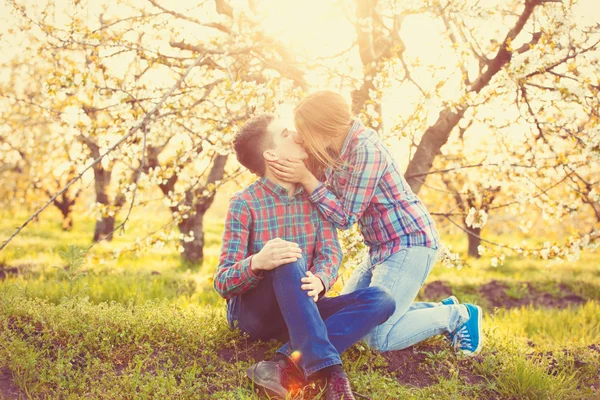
[[263, 150, 279, 162]]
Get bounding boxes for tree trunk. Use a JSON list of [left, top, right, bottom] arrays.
[[404, 108, 466, 194], [178, 154, 228, 264], [178, 208, 206, 263], [57, 199, 74, 231], [49, 191, 78, 231], [466, 226, 482, 258], [77, 134, 116, 242], [92, 164, 115, 242]]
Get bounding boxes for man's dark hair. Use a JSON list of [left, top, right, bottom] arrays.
[[234, 113, 275, 176]]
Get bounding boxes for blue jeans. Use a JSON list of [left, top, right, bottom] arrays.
[[342, 246, 467, 352], [227, 258, 395, 378]]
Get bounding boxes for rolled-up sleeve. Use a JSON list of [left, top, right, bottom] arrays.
[[214, 195, 262, 299]]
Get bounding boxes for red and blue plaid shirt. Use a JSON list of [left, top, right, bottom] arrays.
[[309, 120, 439, 266], [215, 177, 342, 300]]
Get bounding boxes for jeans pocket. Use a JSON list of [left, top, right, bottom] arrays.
[[419, 252, 435, 286]]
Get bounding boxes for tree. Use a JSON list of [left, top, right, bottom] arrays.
[[0, 55, 84, 230], [2, 0, 598, 266], [3, 0, 309, 262], [326, 0, 600, 261]]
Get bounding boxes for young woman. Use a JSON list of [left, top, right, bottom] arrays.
[[268, 90, 483, 355]]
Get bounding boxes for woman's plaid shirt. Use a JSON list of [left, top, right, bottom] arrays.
[[215, 177, 342, 300], [309, 120, 440, 266]]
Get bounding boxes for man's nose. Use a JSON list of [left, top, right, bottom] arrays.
[[293, 132, 304, 145]]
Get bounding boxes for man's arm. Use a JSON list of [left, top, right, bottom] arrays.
[[312, 215, 343, 295], [214, 195, 262, 300]]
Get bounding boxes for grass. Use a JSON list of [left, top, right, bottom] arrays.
[[1, 208, 599, 399], [489, 303, 600, 348]]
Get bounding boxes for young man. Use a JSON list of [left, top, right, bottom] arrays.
[[215, 113, 396, 400]]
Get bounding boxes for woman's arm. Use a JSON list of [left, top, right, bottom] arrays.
[[308, 145, 386, 229], [269, 144, 386, 230]]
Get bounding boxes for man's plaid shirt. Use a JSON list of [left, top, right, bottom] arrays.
[[309, 120, 440, 266], [215, 177, 342, 300]]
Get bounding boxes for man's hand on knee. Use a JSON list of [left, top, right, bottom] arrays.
[[252, 238, 302, 272], [301, 271, 324, 302]]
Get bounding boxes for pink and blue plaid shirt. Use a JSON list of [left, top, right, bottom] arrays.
[[215, 177, 342, 300], [309, 120, 439, 266]]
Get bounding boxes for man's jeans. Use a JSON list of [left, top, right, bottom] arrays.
[[341, 246, 468, 352], [227, 258, 395, 378]]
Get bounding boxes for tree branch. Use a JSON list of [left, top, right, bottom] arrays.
[[438, 6, 471, 86], [0, 53, 208, 252], [147, 0, 231, 34], [471, 0, 543, 93]]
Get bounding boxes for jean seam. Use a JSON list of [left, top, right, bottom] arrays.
[[374, 248, 408, 268], [419, 252, 433, 286], [305, 358, 342, 377], [383, 326, 443, 352], [369, 251, 410, 349], [279, 347, 292, 358], [278, 350, 341, 378]]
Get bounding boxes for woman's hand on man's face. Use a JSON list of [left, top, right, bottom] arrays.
[[267, 158, 312, 185]]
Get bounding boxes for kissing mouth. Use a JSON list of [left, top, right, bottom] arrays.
[[297, 149, 309, 159]]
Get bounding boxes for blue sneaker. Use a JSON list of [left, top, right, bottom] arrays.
[[440, 296, 459, 306], [452, 304, 483, 356], [440, 296, 460, 342]]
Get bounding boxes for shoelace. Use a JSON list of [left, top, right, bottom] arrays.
[[329, 374, 354, 399], [452, 325, 472, 350]]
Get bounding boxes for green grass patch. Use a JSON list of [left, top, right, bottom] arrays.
[[488, 302, 600, 349], [1, 211, 600, 398]]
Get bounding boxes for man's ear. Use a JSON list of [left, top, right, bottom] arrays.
[[263, 150, 279, 162]]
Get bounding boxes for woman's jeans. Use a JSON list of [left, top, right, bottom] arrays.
[[341, 246, 467, 352], [227, 258, 396, 378]]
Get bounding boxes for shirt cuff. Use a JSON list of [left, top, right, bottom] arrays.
[[308, 182, 328, 203], [242, 255, 263, 282]]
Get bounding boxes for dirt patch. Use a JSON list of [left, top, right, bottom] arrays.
[[421, 280, 586, 310], [478, 281, 584, 310], [0, 265, 21, 281], [381, 342, 485, 388], [0, 367, 23, 400], [219, 339, 487, 396], [0, 263, 38, 281], [217, 340, 272, 364], [422, 281, 453, 300], [530, 346, 600, 392]]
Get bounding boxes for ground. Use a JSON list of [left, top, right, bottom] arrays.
[[0, 209, 599, 399]]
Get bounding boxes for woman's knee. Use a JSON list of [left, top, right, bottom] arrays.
[[365, 327, 390, 352]]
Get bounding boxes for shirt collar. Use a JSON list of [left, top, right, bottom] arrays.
[[258, 177, 304, 198], [339, 119, 362, 159]]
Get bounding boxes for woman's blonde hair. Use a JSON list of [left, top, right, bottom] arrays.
[[294, 90, 353, 172]]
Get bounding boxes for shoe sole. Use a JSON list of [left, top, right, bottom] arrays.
[[461, 305, 483, 356], [246, 367, 289, 399]]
